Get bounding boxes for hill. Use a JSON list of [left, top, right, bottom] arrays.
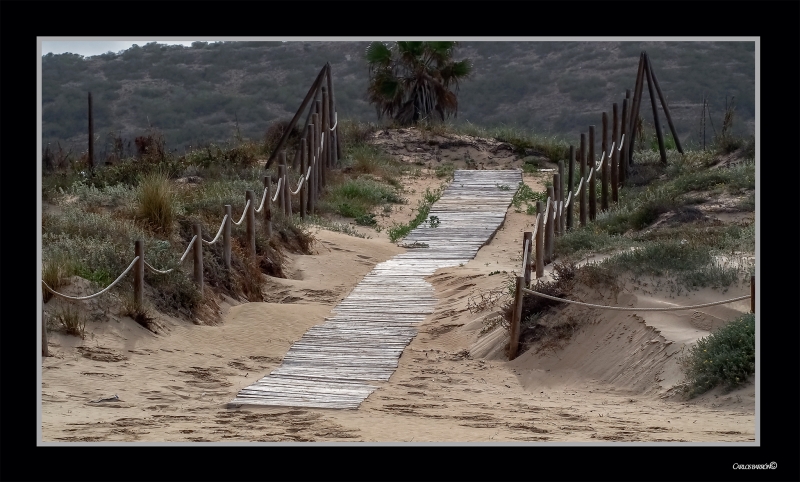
[[42, 40, 754, 157]]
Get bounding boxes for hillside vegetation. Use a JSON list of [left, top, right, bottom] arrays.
[[42, 40, 754, 155]]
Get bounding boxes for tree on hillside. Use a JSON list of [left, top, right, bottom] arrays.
[[365, 41, 472, 126]]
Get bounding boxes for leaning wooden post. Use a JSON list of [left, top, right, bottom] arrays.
[[326, 62, 341, 165], [620, 98, 630, 186], [322, 87, 331, 170], [601, 112, 609, 211], [628, 52, 646, 161], [522, 231, 533, 287], [193, 224, 203, 293], [307, 125, 317, 214], [535, 202, 544, 279], [611, 103, 619, 203], [648, 55, 683, 154], [300, 138, 308, 220], [579, 134, 587, 227], [262, 177, 272, 239], [87, 92, 94, 172], [567, 145, 575, 230], [588, 125, 597, 222], [644, 53, 667, 164], [134, 240, 144, 310], [557, 160, 565, 234], [750, 275, 755, 314], [509, 276, 524, 360], [246, 190, 256, 259], [545, 186, 555, 264], [224, 204, 232, 269]]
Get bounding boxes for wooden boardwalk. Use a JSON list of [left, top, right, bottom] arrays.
[[230, 169, 522, 409]]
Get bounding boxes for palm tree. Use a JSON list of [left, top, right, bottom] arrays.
[[366, 41, 472, 126]]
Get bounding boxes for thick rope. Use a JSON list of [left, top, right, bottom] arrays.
[[542, 198, 551, 226], [531, 215, 540, 242], [305, 165, 312, 185], [619, 134, 625, 150], [203, 214, 228, 245], [521, 287, 751, 312], [271, 178, 283, 203], [144, 260, 173, 275], [329, 112, 337, 131], [180, 235, 197, 262], [254, 186, 269, 213], [564, 190, 573, 209], [42, 256, 140, 301], [232, 199, 251, 226], [290, 175, 306, 196]]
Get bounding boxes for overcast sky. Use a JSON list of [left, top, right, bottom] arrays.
[[39, 40, 221, 57]]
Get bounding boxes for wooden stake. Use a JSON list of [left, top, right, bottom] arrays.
[[567, 146, 575, 230], [300, 139, 307, 220], [579, 134, 587, 227], [536, 201, 544, 279], [601, 112, 609, 211], [134, 240, 143, 310], [553, 172, 561, 236], [628, 52, 646, 162], [522, 231, 532, 288], [262, 176, 272, 238], [325, 62, 340, 165], [611, 103, 619, 203], [557, 160, 565, 234], [545, 186, 555, 263], [246, 190, 256, 258], [620, 98, 629, 186], [316, 100, 326, 189], [266, 65, 328, 169], [224, 204, 232, 268], [307, 124, 316, 214], [193, 224, 203, 293], [509, 276, 524, 360], [644, 53, 667, 164], [647, 55, 683, 154], [588, 125, 596, 221]]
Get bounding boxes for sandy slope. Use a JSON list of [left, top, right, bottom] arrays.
[[40, 131, 755, 443]]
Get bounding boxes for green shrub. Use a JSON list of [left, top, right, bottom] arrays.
[[679, 313, 755, 398]]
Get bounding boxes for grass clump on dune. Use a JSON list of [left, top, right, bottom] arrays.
[[678, 313, 755, 398]]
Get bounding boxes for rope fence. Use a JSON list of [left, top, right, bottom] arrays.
[[41, 63, 342, 359]]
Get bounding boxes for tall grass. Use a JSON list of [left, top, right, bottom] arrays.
[[136, 170, 175, 234]]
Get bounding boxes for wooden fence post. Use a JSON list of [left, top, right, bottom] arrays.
[[322, 87, 331, 169], [567, 146, 575, 230], [588, 126, 596, 221], [276, 153, 285, 214], [326, 62, 341, 165], [553, 172, 561, 237], [262, 177, 272, 239], [751, 275, 755, 314], [579, 133, 587, 227], [224, 204, 232, 269], [648, 56, 683, 154], [558, 160, 566, 234], [307, 124, 316, 214], [523, 231, 532, 287], [193, 224, 203, 293], [628, 52, 646, 162], [281, 153, 292, 218], [601, 112, 609, 211], [644, 53, 667, 164], [509, 276, 524, 360], [134, 239, 144, 309], [620, 97, 630, 186], [87, 92, 94, 172], [545, 186, 555, 264], [315, 101, 326, 189], [246, 190, 256, 259], [536, 201, 544, 279], [300, 138, 307, 220], [611, 103, 619, 203]]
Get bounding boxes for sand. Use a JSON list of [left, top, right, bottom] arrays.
[[40, 130, 755, 443]]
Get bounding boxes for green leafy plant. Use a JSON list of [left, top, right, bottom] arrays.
[[428, 215, 440, 228], [678, 313, 755, 398]]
